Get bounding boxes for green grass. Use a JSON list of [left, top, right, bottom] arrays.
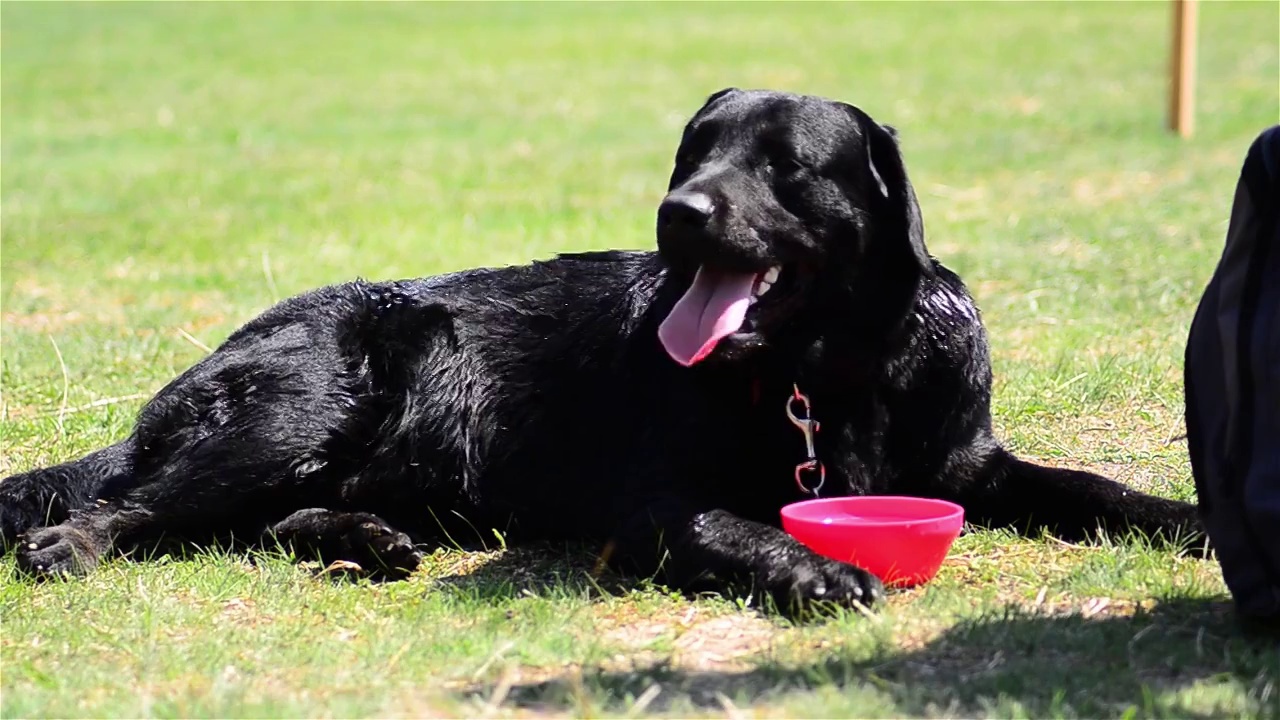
[[2, 1, 1278, 717]]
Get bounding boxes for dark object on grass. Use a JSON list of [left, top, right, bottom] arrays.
[[1185, 123, 1280, 632], [0, 89, 1202, 614]]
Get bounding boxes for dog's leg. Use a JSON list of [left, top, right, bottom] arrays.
[[14, 502, 150, 577], [12, 315, 399, 580], [612, 501, 885, 614], [14, 498, 429, 581], [16, 394, 353, 578], [0, 437, 136, 551], [957, 448, 1204, 549], [264, 508, 423, 579]]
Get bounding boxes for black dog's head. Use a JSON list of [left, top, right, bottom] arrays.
[[656, 88, 933, 367]]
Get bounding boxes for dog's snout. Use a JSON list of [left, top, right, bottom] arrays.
[[657, 192, 714, 230]]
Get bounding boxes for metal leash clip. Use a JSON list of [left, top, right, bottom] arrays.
[[785, 384, 826, 497]]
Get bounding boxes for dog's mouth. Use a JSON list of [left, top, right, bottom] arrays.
[[658, 264, 790, 366]]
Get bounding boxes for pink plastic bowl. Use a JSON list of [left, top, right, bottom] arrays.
[[781, 496, 965, 588]]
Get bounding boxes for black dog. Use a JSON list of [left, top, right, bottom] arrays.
[[0, 89, 1201, 610]]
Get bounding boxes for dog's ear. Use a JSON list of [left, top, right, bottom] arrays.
[[681, 88, 741, 136], [704, 87, 740, 106], [689, 87, 741, 120], [842, 105, 934, 278]]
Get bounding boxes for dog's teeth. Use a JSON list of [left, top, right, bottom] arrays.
[[754, 281, 773, 298], [27, 542, 38, 550], [763, 266, 781, 285]]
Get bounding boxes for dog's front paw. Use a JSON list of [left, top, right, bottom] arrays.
[[767, 554, 885, 614], [350, 519, 423, 579], [270, 509, 423, 580], [15, 524, 100, 578]]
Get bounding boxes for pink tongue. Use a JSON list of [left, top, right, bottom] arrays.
[[658, 266, 758, 366]]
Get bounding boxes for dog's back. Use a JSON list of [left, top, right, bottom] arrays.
[[0, 250, 678, 548]]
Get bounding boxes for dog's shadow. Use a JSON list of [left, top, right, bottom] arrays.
[[426, 542, 644, 601], [454, 587, 1278, 717]]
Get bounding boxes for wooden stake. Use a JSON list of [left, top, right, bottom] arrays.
[[1169, 0, 1198, 138]]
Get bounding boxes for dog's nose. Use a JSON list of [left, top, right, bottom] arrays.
[[657, 192, 714, 230]]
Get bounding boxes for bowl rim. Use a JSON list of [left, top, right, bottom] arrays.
[[780, 495, 965, 527]]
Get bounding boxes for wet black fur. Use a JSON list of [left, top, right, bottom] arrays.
[[0, 89, 1202, 611]]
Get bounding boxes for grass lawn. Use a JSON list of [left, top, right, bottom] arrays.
[[2, 2, 1278, 717]]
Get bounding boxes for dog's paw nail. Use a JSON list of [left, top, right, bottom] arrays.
[[323, 559, 364, 574]]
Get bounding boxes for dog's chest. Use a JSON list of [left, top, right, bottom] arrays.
[[708, 388, 880, 522]]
